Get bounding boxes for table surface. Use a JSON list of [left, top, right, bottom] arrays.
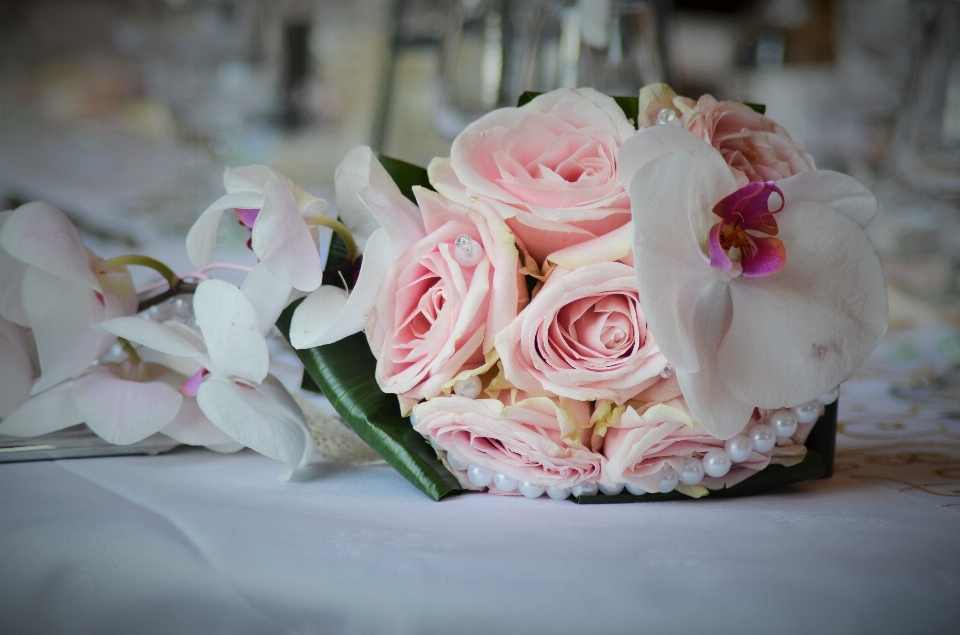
[[2, 321, 960, 635]]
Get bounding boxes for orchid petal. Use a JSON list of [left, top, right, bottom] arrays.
[[718, 201, 888, 409], [100, 316, 204, 359], [629, 151, 731, 373], [546, 222, 633, 268], [193, 279, 269, 382], [358, 187, 425, 259], [0, 317, 34, 418], [160, 396, 236, 447], [0, 211, 29, 325], [618, 126, 725, 203], [23, 268, 110, 394], [252, 179, 323, 292], [335, 146, 399, 251], [777, 170, 878, 228], [0, 202, 101, 290], [185, 191, 263, 268], [73, 364, 183, 445], [196, 376, 314, 473], [240, 264, 294, 335], [224, 165, 286, 191], [0, 380, 84, 437]]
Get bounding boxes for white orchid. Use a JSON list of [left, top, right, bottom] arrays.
[[618, 125, 887, 439], [0, 316, 33, 418], [0, 203, 137, 395], [287, 146, 425, 349], [101, 279, 315, 474]]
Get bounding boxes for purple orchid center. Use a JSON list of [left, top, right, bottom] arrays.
[[235, 208, 260, 229], [707, 181, 786, 278], [181, 368, 209, 397]]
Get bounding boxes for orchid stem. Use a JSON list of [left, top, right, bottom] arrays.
[[103, 255, 181, 290], [304, 215, 359, 262], [118, 337, 141, 364]]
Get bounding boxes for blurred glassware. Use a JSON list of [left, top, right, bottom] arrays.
[[434, 0, 668, 137], [894, 0, 960, 200]]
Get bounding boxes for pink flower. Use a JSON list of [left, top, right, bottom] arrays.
[[430, 87, 636, 262], [367, 189, 524, 415], [413, 395, 602, 489], [496, 262, 667, 403], [686, 95, 815, 186], [601, 398, 771, 493], [707, 181, 786, 277]]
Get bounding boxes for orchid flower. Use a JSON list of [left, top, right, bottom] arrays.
[[0, 203, 137, 394], [101, 279, 315, 474], [618, 125, 887, 439], [0, 316, 33, 418], [287, 146, 425, 349]]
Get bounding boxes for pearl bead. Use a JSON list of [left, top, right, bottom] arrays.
[[467, 464, 493, 487], [770, 409, 799, 438], [724, 434, 753, 463], [660, 364, 675, 379], [493, 472, 518, 492], [453, 376, 482, 399], [409, 411, 421, 426], [656, 108, 679, 125], [702, 449, 732, 478], [659, 467, 679, 493], [428, 435, 443, 451], [680, 457, 704, 485], [625, 482, 647, 495], [453, 234, 484, 267], [818, 386, 840, 405], [447, 453, 469, 471], [571, 481, 599, 497], [519, 481, 546, 498], [546, 485, 572, 500], [748, 424, 777, 453], [793, 401, 821, 424], [599, 482, 624, 496], [171, 297, 192, 321]]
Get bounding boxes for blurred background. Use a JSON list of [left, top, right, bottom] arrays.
[[0, 0, 958, 305]]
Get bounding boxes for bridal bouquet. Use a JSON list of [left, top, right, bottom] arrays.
[[0, 85, 887, 501]]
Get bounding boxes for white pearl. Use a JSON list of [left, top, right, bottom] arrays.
[[818, 387, 840, 405], [571, 481, 599, 497], [519, 481, 546, 498], [453, 376, 482, 399], [724, 434, 753, 463], [748, 424, 777, 453], [656, 108, 679, 125], [493, 472, 518, 492], [599, 482, 624, 496], [453, 234, 484, 267], [546, 485, 572, 500], [659, 467, 679, 493], [770, 409, 799, 438], [428, 435, 444, 451], [793, 401, 821, 424], [446, 453, 469, 471], [625, 482, 647, 495], [409, 411, 421, 426], [467, 464, 493, 487], [702, 449, 732, 478], [171, 297, 193, 321], [680, 457, 704, 485], [660, 364, 675, 379]]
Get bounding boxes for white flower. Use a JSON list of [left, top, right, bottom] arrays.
[[0, 203, 137, 394], [618, 125, 887, 439], [0, 316, 33, 418], [287, 146, 425, 349], [101, 279, 314, 473]]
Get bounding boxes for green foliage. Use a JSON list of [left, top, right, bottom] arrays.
[[375, 154, 434, 204]]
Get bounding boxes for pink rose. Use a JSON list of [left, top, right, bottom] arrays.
[[686, 95, 815, 186], [413, 395, 602, 489], [496, 261, 667, 403], [366, 188, 524, 415], [431, 87, 636, 262], [601, 398, 772, 492]]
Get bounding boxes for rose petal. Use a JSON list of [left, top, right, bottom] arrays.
[[546, 222, 633, 269]]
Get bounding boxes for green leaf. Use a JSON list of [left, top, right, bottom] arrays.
[[326, 231, 349, 270], [375, 154, 434, 204], [277, 300, 462, 501], [517, 91, 638, 128], [744, 102, 767, 115]]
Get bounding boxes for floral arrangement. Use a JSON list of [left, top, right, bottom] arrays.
[[0, 85, 887, 501]]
